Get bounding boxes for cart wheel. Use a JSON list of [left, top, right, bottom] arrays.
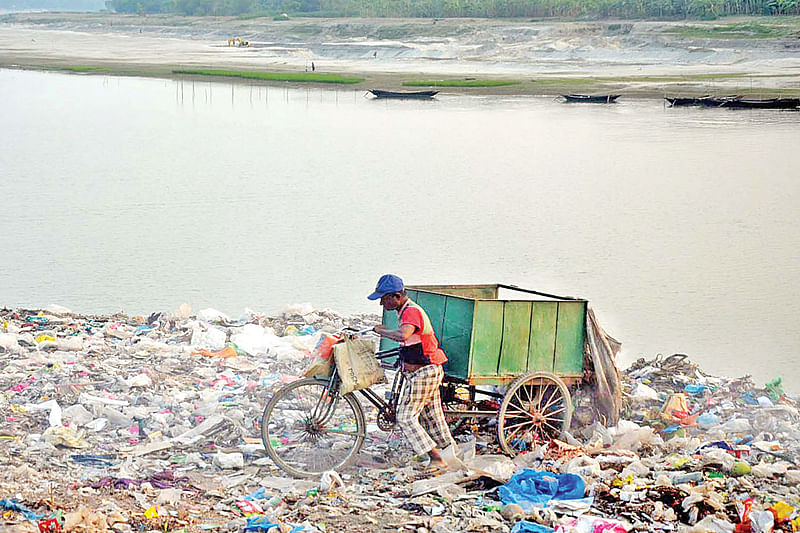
[[497, 372, 573, 456], [261, 378, 366, 478]]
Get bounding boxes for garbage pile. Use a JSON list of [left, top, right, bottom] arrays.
[[1, 305, 799, 533]]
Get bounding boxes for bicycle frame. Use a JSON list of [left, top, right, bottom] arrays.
[[313, 347, 403, 428], [315, 343, 505, 434], [356, 348, 404, 419]]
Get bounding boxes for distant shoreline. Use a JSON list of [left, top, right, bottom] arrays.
[[2, 12, 800, 98]]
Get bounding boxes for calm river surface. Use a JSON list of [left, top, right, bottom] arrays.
[[2, 68, 799, 387]]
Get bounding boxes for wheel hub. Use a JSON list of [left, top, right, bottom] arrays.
[[302, 418, 325, 441]]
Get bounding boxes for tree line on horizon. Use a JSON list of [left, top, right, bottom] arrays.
[[105, 0, 800, 18]]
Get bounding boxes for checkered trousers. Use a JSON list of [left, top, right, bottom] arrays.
[[396, 364, 455, 455]]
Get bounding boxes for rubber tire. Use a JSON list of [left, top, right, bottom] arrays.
[[261, 377, 366, 478], [496, 372, 573, 456]]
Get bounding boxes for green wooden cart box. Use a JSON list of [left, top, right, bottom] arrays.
[[381, 284, 587, 386]]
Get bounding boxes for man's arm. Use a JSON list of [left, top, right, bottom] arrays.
[[374, 324, 415, 342]]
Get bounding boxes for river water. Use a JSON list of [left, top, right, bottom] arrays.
[[2, 68, 799, 386]]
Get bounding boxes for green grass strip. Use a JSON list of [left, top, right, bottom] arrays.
[[403, 79, 520, 87], [662, 22, 799, 39], [172, 69, 363, 84], [55, 65, 110, 72]]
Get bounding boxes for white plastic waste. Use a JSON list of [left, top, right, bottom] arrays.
[[190, 326, 227, 350], [212, 452, 244, 469], [27, 399, 62, 427], [565, 455, 602, 478], [197, 308, 231, 323], [229, 324, 280, 356], [785, 470, 800, 485], [757, 396, 775, 408], [0, 332, 21, 353], [56, 336, 84, 351], [692, 516, 735, 533], [63, 404, 94, 426], [126, 374, 153, 387], [722, 418, 751, 433], [319, 470, 344, 492], [750, 510, 775, 533], [632, 383, 660, 401]]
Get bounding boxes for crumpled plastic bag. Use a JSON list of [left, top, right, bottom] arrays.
[[498, 469, 585, 510], [43, 425, 89, 448], [465, 454, 517, 482], [230, 324, 280, 356], [320, 470, 344, 493], [125, 373, 152, 387], [689, 516, 735, 533], [752, 462, 788, 478], [192, 346, 237, 359], [512, 521, 555, 533], [556, 515, 628, 533], [26, 399, 62, 427], [631, 383, 660, 402], [608, 421, 657, 452], [197, 308, 230, 323], [564, 456, 601, 478], [700, 449, 735, 472], [0, 332, 22, 353], [63, 404, 94, 426], [750, 510, 775, 533], [64, 506, 109, 532], [661, 393, 689, 422], [190, 326, 227, 350]]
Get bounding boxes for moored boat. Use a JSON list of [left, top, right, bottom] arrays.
[[562, 94, 620, 103], [368, 89, 439, 99], [666, 95, 799, 109], [720, 97, 800, 109], [665, 96, 712, 107]]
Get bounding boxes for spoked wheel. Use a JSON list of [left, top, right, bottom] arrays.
[[261, 378, 366, 478], [497, 372, 573, 456]]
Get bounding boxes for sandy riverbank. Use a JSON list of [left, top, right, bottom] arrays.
[[2, 13, 800, 96]]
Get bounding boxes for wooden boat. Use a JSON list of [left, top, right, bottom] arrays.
[[665, 96, 713, 107], [562, 94, 620, 103], [368, 89, 439, 99], [666, 95, 799, 109], [720, 97, 800, 109]]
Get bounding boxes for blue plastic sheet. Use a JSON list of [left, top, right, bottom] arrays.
[[511, 521, 556, 533], [498, 470, 585, 510], [243, 516, 278, 532], [244, 487, 268, 501], [740, 392, 759, 406], [684, 384, 707, 395], [243, 516, 307, 533], [0, 499, 46, 520]]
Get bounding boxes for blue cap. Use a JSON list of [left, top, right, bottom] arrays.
[[367, 274, 404, 300]]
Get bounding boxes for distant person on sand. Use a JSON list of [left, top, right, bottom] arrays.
[[369, 274, 455, 474], [311, 62, 315, 72]]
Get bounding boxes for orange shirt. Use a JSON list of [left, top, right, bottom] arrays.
[[398, 302, 447, 365]]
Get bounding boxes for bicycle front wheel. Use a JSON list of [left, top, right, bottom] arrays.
[[261, 378, 366, 478]]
